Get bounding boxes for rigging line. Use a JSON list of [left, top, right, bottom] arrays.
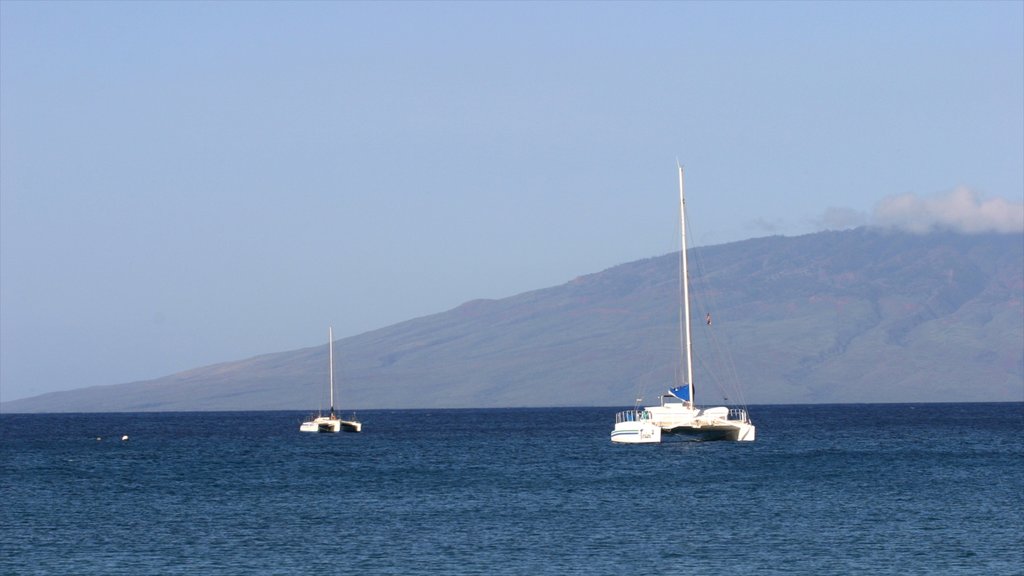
[[684, 210, 751, 412], [691, 308, 735, 404], [697, 270, 750, 409], [683, 210, 728, 403], [694, 256, 750, 409], [707, 299, 751, 410], [704, 318, 750, 409]]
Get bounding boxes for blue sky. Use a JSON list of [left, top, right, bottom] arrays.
[[2, 1, 1022, 402]]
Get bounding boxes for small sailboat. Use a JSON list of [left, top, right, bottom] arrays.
[[300, 327, 362, 433], [611, 166, 755, 443]]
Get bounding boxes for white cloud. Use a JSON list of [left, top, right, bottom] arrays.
[[813, 207, 867, 231], [871, 187, 1024, 234]]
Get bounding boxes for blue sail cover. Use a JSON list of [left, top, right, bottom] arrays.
[[669, 386, 691, 401]]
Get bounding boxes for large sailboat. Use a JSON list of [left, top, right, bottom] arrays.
[[300, 327, 362, 433], [611, 166, 755, 443]]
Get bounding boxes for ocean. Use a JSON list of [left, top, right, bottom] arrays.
[[2, 403, 1022, 575]]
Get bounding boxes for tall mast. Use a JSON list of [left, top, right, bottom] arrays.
[[678, 165, 694, 405], [329, 326, 335, 413]]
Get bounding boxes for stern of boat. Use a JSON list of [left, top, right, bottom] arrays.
[[726, 408, 755, 441], [728, 421, 756, 441], [611, 410, 662, 443]]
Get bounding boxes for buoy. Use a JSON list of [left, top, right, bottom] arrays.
[[96, 437, 102, 441], [121, 435, 129, 441]]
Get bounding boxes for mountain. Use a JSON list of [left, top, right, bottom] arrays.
[[4, 228, 1022, 412]]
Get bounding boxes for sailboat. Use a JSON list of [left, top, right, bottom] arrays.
[[300, 327, 362, 433], [610, 166, 755, 443]]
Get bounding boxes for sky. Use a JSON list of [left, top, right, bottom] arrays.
[[2, 1, 1022, 403]]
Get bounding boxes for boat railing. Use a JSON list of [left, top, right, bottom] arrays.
[[727, 408, 749, 422], [615, 410, 653, 424]]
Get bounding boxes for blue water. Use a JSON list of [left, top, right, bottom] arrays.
[[2, 404, 1022, 575]]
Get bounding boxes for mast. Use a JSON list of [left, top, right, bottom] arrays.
[[329, 326, 335, 415], [678, 165, 694, 405]]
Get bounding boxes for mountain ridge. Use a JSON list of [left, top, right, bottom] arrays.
[[4, 228, 1022, 412]]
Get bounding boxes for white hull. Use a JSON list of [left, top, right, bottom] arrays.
[[300, 416, 342, 433], [610, 350, 756, 445], [300, 415, 362, 433], [611, 403, 755, 444], [610, 421, 662, 443]]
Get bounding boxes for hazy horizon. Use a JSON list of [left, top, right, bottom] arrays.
[[2, 2, 1022, 402]]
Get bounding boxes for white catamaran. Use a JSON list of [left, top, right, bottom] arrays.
[[611, 166, 755, 443], [300, 327, 362, 433]]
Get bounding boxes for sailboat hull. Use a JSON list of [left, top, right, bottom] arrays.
[[611, 421, 662, 443], [299, 416, 362, 433], [657, 405, 756, 441], [300, 416, 343, 433], [612, 414, 755, 443], [663, 422, 756, 442]]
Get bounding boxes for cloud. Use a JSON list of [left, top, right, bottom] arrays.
[[812, 207, 868, 231], [746, 217, 785, 235], [871, 187, 1024, 234]]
